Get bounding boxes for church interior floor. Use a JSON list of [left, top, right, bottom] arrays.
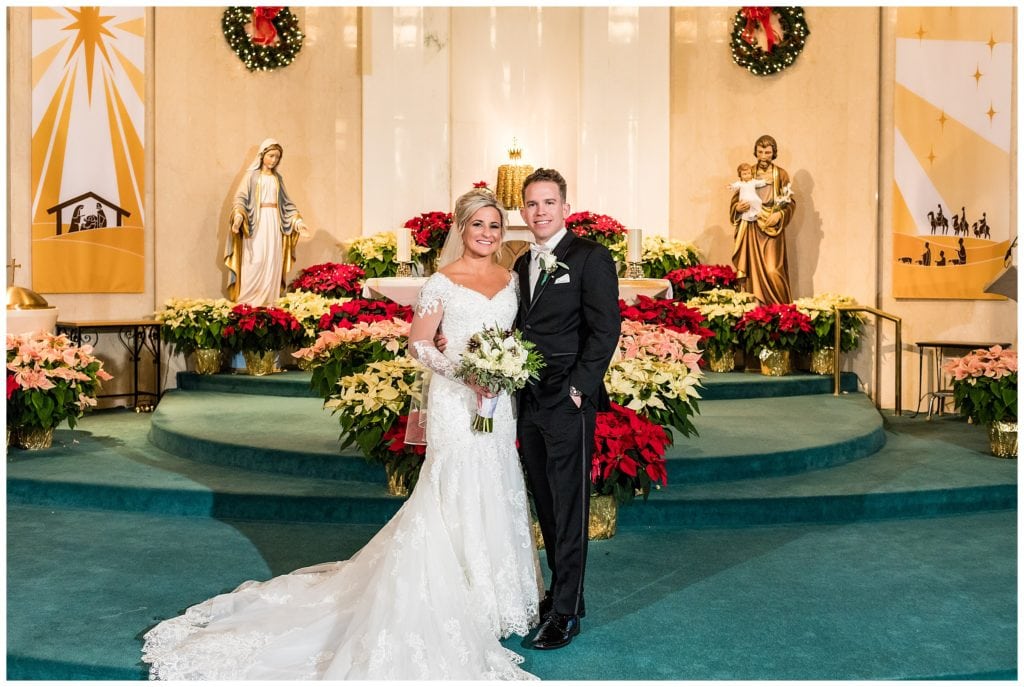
[[5, 371, 1017, 680]]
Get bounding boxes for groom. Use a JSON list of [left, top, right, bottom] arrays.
[[515, 168, 620, 650]]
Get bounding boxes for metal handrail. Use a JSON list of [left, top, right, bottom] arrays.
[[831, 305, 902, 416]]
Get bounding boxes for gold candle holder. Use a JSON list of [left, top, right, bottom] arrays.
[[395, 262, 413, 278], [495, 139, 533, 210]]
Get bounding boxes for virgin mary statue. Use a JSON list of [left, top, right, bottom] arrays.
[[224, 138, 308, 305]]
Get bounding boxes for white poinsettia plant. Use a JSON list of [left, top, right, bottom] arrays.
[[793, 293, 865, 352]]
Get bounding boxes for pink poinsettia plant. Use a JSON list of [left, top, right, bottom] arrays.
[[222, 304, 302, 354], [6, 332, 113, 431], [592, 402, 671, 506], [735, 303, 813, 354], [665, 264, 739, 301], [942, 345, 1017, 425], [616, 320, 703, 366], [294, 318, 410, 400], [288, 262, 365, 299]]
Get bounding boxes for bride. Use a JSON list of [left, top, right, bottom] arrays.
[[142, 188, 543, 680]]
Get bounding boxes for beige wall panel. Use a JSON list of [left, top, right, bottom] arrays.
[[152, 6, 362, 307]]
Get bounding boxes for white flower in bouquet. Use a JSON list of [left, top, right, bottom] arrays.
[[453, 326, 545, 432]]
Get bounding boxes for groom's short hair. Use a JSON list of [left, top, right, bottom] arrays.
[[522, 168, 567, 203]]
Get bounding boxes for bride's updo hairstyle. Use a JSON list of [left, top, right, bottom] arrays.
[[436, 188, 508, 269]]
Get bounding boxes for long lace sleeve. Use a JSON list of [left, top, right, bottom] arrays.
[[408, 275, 457, 380]]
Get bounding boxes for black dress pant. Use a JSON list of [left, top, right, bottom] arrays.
[[518, 392, 595, 617]]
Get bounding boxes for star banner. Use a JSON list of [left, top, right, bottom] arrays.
[[891, 7, 1013, 300], [31, 7, 145, 293]]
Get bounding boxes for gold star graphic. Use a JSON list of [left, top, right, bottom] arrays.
[[988, 33, 998, 55], [926, 147, 936, 166], [914, 23, 926, 41], [937, 111, 948, 130], [972, 65, 983, 86], [62, 7, 116, 103], [986, 103, 997, 122]]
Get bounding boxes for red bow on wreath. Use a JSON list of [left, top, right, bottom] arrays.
[[251, 6, 283, 46], [741, 7, 780, 52]]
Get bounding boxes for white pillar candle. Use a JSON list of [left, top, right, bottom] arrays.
[[627, 228, 643, 262], [396, 228, 411, 263]]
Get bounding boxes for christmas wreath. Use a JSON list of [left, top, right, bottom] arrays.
[[222, 7, 304, 72], [730, 6, 809, 76]]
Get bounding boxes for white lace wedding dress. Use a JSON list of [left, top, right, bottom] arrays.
[[142, 272, 542, 680]]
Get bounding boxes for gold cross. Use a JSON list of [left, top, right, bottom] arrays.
[[7, 257, 22, 283]]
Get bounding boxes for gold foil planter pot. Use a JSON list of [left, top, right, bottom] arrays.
[[810, 347, 835, 376], [385, 464, 410, 497], [13, 426, 55, 450], [588, 494, 618, 540], [988, 421, 1018, 458], [192, 348, 223, 375], [707, 348, 736, 373], [296, 356, 315, 371], [242, 350, 277, 376], [531, 494, 619, 550], [759, 349, 791, 377]]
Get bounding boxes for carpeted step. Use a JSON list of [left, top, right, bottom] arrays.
[[147, 390, 382, 481], [6, 504, 1016, 680], [6, 410, 1015, 527], [147, 389, 885, 483], [175, 368, 861, 401]]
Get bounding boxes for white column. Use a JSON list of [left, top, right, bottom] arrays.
[[362, 7, 450, 234], [450, 7, 581, 212], [579, 7, 669, 233]]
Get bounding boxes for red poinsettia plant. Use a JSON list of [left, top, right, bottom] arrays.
[[381, 413, 429, 492], [619, 295, 714, 339], [665, 264, 739, 302], [317, 299, 414, 331], [566, 211, 627, 249], [405, 211, 453, 252], [735, 303, 813, 354], [222, 304, 303, 353], [592, 402, 671, 506], [288, 262, 365, 299]]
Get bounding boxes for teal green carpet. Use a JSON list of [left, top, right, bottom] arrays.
[[6, 390, 1017, 680], [6, 505, 1016, 680]]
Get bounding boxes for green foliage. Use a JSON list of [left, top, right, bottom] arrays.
[[952, 374, 1018, 425]]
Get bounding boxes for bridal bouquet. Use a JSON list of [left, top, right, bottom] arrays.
[[454, 326, 544, 432]]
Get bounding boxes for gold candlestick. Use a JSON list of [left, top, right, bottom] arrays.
[[395, 262, 413, 278], [625, 262, 644, 279]]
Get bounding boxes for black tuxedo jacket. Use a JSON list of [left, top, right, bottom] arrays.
[[515, 232, 621, 409]]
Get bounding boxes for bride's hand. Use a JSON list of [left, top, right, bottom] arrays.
[[468, 380, 495, 399]]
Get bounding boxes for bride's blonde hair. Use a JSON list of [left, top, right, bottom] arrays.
[[436, 189, 508, 268]]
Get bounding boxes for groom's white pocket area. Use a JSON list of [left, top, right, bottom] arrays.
[[554, 274, 571, 284]]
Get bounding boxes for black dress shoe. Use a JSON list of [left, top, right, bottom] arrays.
[[530, 613, 581, 650]]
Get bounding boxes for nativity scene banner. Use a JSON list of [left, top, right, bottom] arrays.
[[891, 6, 1013, 300], [31, 6, 145, 293]]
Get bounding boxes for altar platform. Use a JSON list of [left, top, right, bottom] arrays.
[[6, 370, 1017, 680]]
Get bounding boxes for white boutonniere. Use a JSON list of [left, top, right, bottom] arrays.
[[538, 253, 569, 283]]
